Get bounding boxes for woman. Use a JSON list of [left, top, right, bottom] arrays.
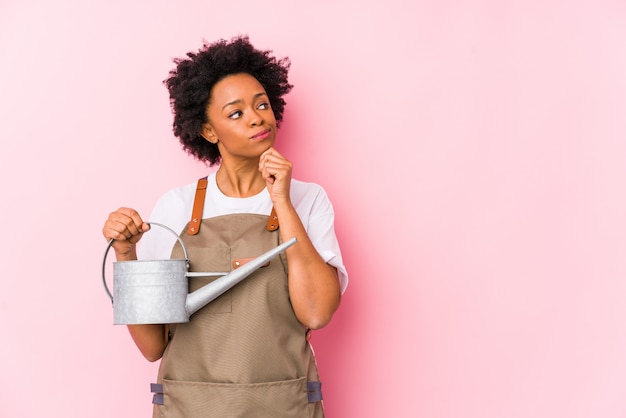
[[102, 36, 348, 417]]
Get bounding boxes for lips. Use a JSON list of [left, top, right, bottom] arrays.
[[251, 128, 271, 141]]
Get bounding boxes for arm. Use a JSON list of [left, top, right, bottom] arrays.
[[102, 207, 170, 361], [127, 324, 170, 362], [260, 149, 341, 329]]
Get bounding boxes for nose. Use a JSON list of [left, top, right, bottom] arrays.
[[248, 108, 264, 126]]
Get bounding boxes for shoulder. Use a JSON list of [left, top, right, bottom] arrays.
[[138, 178, 204, 259], [154, 180, 198, 208], [291, 178, 325, 194], [289, 180, 335, 224], [290, 179, 334, 216], [290, 179, 330, 205], [147, 179, 200, 232]]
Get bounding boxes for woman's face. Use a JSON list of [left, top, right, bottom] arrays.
[[202, 73, 277, 163]]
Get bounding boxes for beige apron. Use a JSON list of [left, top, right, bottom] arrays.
[[151, 178, 324, 418]]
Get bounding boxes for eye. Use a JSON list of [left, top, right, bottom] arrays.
[[228, 110, 242, 120], [257, 102, 270, 110]]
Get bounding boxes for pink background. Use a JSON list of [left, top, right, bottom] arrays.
[[2, 1, 626, 417]]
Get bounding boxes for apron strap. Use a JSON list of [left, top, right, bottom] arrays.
[[187, 176, 279, 234], [187, 177, 208, 236], [266, 206, 279, 231]]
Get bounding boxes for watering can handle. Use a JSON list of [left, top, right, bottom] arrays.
[[101, 222, 190, 302]]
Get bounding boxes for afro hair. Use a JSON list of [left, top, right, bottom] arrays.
[[164, 35, 293, 166]]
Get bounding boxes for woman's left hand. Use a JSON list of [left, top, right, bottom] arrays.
[[259, 146, 340, 329], [259, 147, 293, 203]]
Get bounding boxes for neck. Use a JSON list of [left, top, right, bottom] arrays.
[[215, 160, 265, 198]]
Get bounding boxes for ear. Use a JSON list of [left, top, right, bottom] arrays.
[[201, 124, 219, 144]]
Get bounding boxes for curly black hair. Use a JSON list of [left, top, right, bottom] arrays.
[[164, 35, 293, 166]]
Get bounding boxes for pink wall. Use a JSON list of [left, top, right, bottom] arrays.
[[2, 1, 626, 417]]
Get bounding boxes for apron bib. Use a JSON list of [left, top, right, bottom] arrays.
[[152, 179, 324, 418]]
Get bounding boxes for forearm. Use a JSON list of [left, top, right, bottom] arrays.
[[273, 200, 341, 329], [116, 248, 168, 361], [127, 324, 169, 362]]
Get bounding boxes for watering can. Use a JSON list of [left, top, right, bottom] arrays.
[[102, 222, 296, 325]]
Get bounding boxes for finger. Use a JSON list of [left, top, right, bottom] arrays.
[[265, 159, 292, 178], [260, 146, 275, 159], [111, 208, 147, 237], [259, 148, 288, 169], [260, 161, 284, 179], [104, 219, 135, 240], [260, 165, 276, 184], [260, 152, 287, 167], [104, 209, 144, 240], [117, 207, 146, 232], [103, 222, 130, 241], [263, 146, 285, 159]]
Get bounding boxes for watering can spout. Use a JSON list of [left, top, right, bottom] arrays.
[[185, 237, 297, 317]]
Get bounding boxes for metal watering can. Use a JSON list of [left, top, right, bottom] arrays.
[[102, 222, 296, 325]]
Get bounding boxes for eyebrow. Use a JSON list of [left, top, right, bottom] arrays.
[[222, 92, 268, 110]]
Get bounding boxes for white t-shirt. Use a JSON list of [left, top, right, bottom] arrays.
[[137, 173, 348, 293]]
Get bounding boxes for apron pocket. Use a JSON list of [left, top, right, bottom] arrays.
[[159, 377, 309, 418], [187, 247, 232, 314]]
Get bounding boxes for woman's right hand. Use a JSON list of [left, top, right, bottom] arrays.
[[102, 207, 150, 261]]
